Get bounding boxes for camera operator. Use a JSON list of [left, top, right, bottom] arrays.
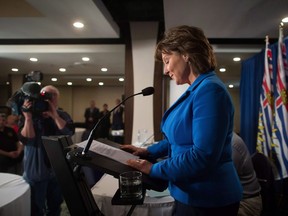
[[18, 85, 75, 216]]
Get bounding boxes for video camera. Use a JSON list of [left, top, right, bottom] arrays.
[[7, 71, 52, 116]]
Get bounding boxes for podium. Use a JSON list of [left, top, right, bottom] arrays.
[[42, 135, 168, 216]]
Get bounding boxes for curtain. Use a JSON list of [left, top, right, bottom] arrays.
[[240, 38, 288, 154]]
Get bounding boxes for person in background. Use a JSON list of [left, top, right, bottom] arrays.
[[121, 25, 242, 216], [84, 100, 100, 132], [0, 114, 23, 174], [111, 98, 124, 130], [6, 114, 19, 133], [232, 132, 262, 216], [98, 103, 111, 139], [111, 98, 124, 143], [18, 85, 75, 216]]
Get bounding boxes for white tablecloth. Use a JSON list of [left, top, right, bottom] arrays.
[[71, 127, 86, 144], [91, 174, 174, 216], [0, 173, 31, 216]]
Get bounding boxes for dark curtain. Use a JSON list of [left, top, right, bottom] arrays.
[[240, 38, 288, 154]]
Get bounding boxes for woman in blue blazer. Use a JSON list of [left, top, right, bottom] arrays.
[[122, 25, 242, 216]]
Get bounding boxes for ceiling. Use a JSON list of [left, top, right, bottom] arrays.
[[0, 0, 287, 88]]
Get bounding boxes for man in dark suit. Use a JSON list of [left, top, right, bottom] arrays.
[[84, 100, 100, 132]]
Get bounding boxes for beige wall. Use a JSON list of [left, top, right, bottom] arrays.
[[130, 22, 158, 144], [57, 85, 124, 123]]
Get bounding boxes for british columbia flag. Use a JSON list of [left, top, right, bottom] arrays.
[[272, 25, 288, 179], [257, 36, 274, 157]]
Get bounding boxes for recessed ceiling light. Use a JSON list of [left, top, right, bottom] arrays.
[[59, 68, 66, 72], [11, 68, 18, 72], [219, 68, 226, 72], [6, 81, 10, 85], [86, 78, 92, 82], [119, 78, 124, 82], [282, 17, 288, 23], [229, 84, 234, 88], [67, 82, 73, 86], [30, 57, 38, 62], [98, 82, 104, 86], [233, 57, 241, 62], [51, 78, 57, 82], [73, 22, 84, 28], [82, 57, 90, 61], [101, 68, 108, 72]]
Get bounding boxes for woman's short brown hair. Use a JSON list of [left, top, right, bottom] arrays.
[[155, 25, 217, 74]]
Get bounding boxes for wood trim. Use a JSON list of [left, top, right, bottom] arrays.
[[121, 23, 134, 144], [153, 22, 165, 141]]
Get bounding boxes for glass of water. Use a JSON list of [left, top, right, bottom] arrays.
[[119, 171, 142, 199]]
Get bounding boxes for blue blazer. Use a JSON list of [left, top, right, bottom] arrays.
[[148, 71, 242, 207]]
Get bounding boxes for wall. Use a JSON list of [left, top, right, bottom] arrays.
[[130, 22, 158, 144], [57, 85, 124, 123]]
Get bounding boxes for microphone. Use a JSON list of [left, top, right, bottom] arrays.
[[81, 86, 155, 155]]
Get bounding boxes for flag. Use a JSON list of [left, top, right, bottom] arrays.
[[272, 25, 288, 179], [257, 36, 274, 156]]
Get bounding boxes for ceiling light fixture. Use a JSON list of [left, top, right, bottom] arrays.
[[228, 84, 234, 88], [59, 68, 66, 72], [233, 57, 241, 62], [86, 78, 92, 82], [98, 82, 104, 86], [11, 68, 18, 72], [73, 22, 84, 28], [282, 17, 288, 23], [219, 68, 226, 72], [67, 82, 73, 86], [101, 68, 108, 72], [51, 78, 57, 82], [82, 57, 90, 61], [30, 57, 38, 62], [119, 78, 124, 82]]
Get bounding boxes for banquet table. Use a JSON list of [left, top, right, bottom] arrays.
[[0, 173, 31, 216], [91, 174, 175, 216]]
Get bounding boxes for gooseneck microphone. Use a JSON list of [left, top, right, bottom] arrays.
[[81, 86, 155, 155]]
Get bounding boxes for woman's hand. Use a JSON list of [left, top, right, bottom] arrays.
[[120, 145, 149, 157], [126, 159, 153, 175]]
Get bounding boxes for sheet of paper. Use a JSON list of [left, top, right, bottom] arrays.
[[76, 140, 139, 165]]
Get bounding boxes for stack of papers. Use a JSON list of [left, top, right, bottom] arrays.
[[76, 140, 139, 165]]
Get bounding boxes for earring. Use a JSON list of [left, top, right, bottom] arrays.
[[184, 56, 189, 62]]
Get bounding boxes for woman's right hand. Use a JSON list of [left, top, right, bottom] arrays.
[[120, 144, 149, 157]]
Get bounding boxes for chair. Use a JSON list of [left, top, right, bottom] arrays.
[[251, 152, 277, 216]]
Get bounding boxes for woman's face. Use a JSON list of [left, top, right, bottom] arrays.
[[162, 51, 191, 85]]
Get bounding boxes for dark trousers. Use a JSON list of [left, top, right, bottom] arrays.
[[28, 176, 63, 216], [172, 200, 240, 216]]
